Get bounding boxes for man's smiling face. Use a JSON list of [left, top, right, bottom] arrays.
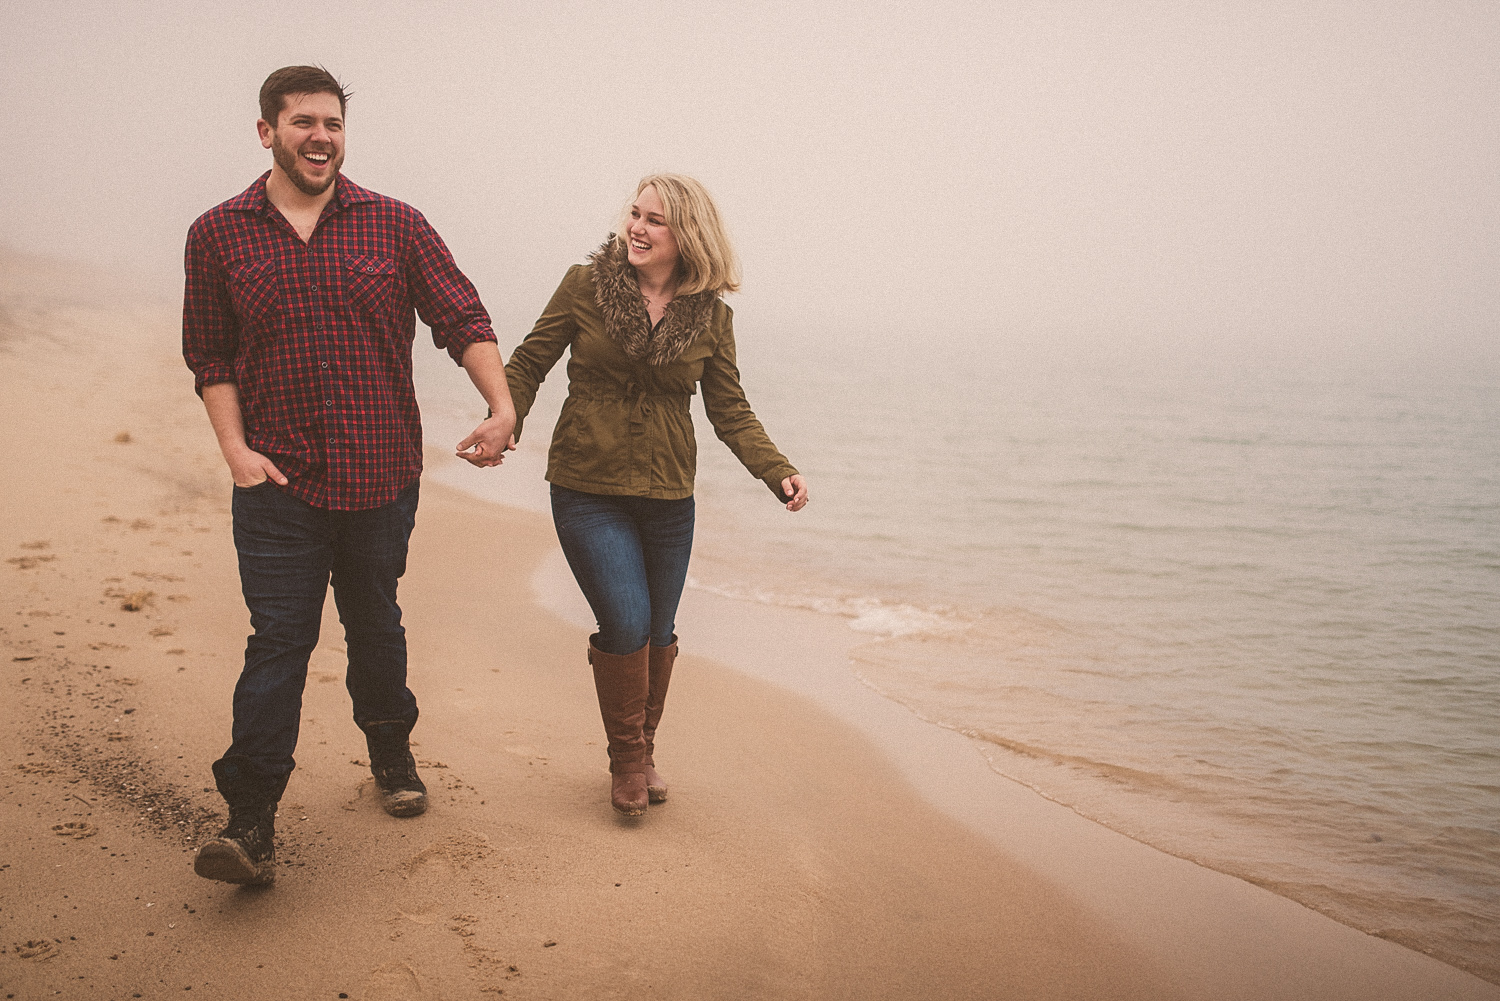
[[259, 91, 345, 197]]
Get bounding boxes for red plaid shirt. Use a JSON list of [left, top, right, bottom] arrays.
[[182, 172, 496, 510]]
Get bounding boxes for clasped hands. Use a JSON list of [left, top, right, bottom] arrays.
[[455, 412, 517, 468]]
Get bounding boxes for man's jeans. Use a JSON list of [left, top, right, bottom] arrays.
[[217, 480, 420, 802], [550, 484, 695, 656]]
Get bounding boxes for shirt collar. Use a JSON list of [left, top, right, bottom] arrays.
[[224, 171, 379, 216]]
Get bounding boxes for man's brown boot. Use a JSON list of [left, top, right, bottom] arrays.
[[643, 637, 678, 803], [588, 636, 650, 816]]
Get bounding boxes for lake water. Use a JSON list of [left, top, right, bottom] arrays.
[[419, 336, 1500, 984]]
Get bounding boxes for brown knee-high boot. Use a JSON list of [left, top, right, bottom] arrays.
[[642, 637, 678, 803], [588, 636, 650, 816]]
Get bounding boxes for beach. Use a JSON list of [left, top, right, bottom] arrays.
[[3, 252, 1496, 1001]]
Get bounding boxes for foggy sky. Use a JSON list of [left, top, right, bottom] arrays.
[[3, 0, 1496, 370]]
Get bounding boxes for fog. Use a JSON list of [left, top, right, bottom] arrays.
[[3, 0, 1497, 371]]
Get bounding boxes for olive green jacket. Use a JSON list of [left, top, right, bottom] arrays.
[[504, 240, 799, 501]]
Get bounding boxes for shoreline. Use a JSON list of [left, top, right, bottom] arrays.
[[443, 440, 1500, 994], [421, 338, 1500, 985], [2, 249, 1495, 999], [528, 536, 1499, 1000]]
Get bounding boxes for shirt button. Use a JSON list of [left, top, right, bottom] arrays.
[[365, 266, 375, 273], [311, 284, 319, 292], [327, 437, 334, 443], [325, 399, 333, 406], [320, 361, 329, 368]]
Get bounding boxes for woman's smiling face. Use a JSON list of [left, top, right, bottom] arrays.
[[625, 185, 680, 276]]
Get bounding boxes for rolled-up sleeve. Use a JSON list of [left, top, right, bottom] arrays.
[[405, 211, 497, 364], [181, 222, 240, 396]]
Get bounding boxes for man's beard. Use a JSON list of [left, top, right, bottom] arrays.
[[271, 135, 341, 196]]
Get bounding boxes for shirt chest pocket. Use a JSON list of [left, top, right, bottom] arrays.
[[343, 255, 399, 314], [228, 258, 279, 324]]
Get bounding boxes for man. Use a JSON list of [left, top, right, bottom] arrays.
[[182, 66, 515, 885]]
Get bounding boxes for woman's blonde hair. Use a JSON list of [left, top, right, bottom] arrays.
[[615, 173, 742, 296]]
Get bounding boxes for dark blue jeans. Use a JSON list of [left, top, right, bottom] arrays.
[[550, 485, 695, 656], [217, 480, 420, 802]]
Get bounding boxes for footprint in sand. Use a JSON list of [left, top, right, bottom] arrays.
[[362, 961, 423, 1000], [14, 939, 57, 960], [395, 902, 441, 926], [401, 832, 494, 877], [343, 776, 375, 812], [446, 913, 521, 989], [52, 821, 97, 839], [14, 760, 57, 776], [104, 587, 154, 611]]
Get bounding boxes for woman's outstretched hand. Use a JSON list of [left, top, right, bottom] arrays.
[[781, 474, 809, 512]]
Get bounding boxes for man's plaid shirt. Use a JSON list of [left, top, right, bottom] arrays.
[[182, 172, 497, 510]]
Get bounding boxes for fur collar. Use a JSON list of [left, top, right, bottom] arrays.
[[589, 237, 717, 366]]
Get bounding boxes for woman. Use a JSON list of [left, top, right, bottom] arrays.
[[502, 174, 809, 816]]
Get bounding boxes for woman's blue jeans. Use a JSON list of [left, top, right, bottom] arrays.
[[550, 485, 695, 656], [216, 480, 420, 803]]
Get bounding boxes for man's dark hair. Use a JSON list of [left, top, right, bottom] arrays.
[[258, 65, 351, 126]]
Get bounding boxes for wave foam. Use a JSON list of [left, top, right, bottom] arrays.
[[684, 575, 970, 639]]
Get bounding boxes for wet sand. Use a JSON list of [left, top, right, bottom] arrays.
[[1, 250, 1494, 1000]]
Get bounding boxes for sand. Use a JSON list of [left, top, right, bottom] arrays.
[[1, 250, 1495, 1000]]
